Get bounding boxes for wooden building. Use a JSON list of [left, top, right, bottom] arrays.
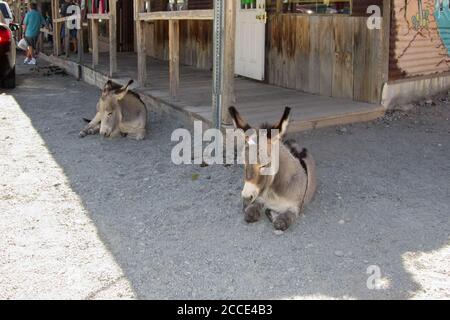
[[41, 1, 450, 130]]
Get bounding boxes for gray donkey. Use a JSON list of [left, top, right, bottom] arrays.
[[229, 106, 317, 231], [79, 80, 147, 140]]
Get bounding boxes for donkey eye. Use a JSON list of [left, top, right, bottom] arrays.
[[107, 112, 113, 117]]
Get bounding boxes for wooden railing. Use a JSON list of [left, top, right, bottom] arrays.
[[87, 0, 117, 76], [134, 0, 214, 96]]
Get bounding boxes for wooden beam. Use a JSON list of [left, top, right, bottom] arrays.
[[137, 9, 214, 21], [135, 0, 147, 86], [169, 20, 180, 97], [222, 0, 236, 124], [91, 19, 99, 68], [86, 14, 111, 20], [109, 0, 117, 77]]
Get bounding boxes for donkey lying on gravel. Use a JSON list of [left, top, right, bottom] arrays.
[[79, 80, 147, 140], [229, 106, 317, 231]]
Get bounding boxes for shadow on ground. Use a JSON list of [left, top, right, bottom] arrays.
[[7, 62, 450, 299]]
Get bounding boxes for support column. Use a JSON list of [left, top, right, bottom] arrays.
[[109, 0, 117, 77], [212, 0, 225, 129], [276, 0, 283, 14], [222, 0, 236, 125], [52, 0, 61, 56], [135, 0, 147, 86], [77, 22, 83, 63], [64, 19, 70, 57], [169, 20, 180, 97], [92, 19, 99, 68]]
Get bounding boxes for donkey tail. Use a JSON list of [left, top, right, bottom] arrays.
[[284, 140, 317, 204]]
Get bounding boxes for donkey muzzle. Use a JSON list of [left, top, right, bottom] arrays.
[[241, 182, 259, 206]]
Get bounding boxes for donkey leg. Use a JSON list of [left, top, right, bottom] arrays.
[[265, 209, 279, 223], [244, 201, 264, 223], [79, 113, 101, 138], [273, 211, 297, 231], [87, 123, 100, 135]]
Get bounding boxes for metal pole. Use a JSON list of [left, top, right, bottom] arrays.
[[212, 0, 225, 129]]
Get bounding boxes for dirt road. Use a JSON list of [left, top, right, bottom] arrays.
[[0, 61, 449, 299]]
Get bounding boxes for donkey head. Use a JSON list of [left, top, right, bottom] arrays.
[[97, 80, 133, 137], [229, 106, 291, 205]]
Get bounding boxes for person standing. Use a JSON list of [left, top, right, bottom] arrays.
[[23, 1, 45, 65]]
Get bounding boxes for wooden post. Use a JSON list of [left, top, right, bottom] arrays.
[[64, 19, 70, 57], [221, 0, 236, 124], [52, 0, 61, 56], [51, 0, 56, 55], [169, 20, 180, 97], [77, 22, 83, 63], [276, 0, 283, 14], [109, 0, 117, 77], [38, 31, 43, 54], [92, 19, 99, 68], [381, 0, 391, 84], [135, 0, 147, 86]]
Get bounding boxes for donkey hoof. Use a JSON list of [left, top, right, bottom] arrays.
[[244, 206, 261, 223], [273, 218, 289, 231], [244, 214, 259, 223], [79, 131, 87, 138]]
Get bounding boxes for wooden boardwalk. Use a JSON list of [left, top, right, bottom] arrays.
[[68, 52, 385, 131]]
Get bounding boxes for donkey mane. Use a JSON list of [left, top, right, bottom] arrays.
[[283, 139, 308, 174], [257, 122, 308, 173]]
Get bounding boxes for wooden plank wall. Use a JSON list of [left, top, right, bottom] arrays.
[[266, 14, 383, 103], [145, 20, 213, 70]]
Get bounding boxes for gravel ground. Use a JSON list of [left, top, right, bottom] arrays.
[[0, 59, 449, 300]]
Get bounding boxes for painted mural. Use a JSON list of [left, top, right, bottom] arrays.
[[435, 0, 450, 51], [389, 0, 450, 79]]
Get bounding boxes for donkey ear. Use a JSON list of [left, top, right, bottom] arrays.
[[103, 80, 114, 92], [229, 106, 251, 131], [272, 107, 291, 139], [115, 80, 133, 101]]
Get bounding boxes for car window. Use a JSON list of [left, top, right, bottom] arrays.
[[0, 3, 11, 19]]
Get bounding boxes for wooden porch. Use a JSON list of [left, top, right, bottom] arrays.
[[59, 52, 384, 131]]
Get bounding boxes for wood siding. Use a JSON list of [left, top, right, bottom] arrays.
[[145, 20, 213, 70], [266, 14, 383, 103]]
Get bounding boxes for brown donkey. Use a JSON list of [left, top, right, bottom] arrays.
[[229, 106, 317, 231]]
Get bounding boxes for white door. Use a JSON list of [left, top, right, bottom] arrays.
[[235, 0, 267, 81]]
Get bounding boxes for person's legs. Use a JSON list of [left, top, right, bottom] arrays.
[[70, 29, 78, 53], [27, 37, 37, 65], [24, 37, 32, 63]]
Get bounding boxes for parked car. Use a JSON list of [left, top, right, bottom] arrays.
[[0, 1, 13, 25], [0, 14, 18, 88]]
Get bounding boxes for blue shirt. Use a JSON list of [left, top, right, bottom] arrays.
[[24, 9, 45, 38]]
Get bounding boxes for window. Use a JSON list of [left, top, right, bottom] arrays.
[[280, 0, 352, 15], [0, 3, 11, 19]]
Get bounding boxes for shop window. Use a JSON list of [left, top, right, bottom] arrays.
[[270, 0, 352, 15]]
